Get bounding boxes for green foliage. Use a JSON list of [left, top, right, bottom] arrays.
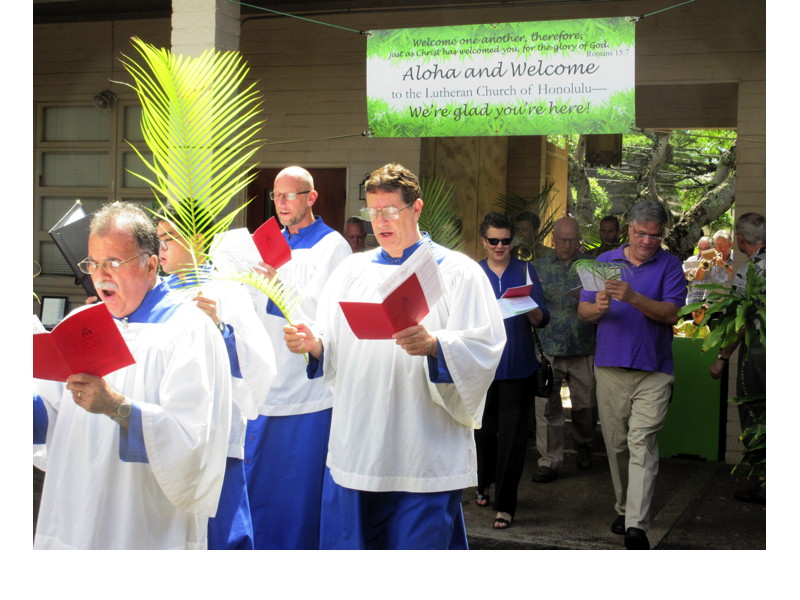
[[678, 262, 766, 485], [119, 37, 264, 269], [418, 177, 464, 252], [678, 262, 765, 353]]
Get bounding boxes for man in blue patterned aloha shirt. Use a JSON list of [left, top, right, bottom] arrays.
[[531, 217, 597, 483]]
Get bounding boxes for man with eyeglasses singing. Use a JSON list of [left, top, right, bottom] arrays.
[[283, 163, 506, 549], [33, 201, 233, 549], [578, 200, 686, 550], [244, 166, 351, 550]]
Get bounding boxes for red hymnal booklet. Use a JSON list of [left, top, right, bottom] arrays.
[[339, 273, 429, 340], [502, 284, 533, 298], [33, 303, 135, 382], [252, 217, 291, 269]]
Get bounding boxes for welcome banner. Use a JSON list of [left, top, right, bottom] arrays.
[[366, 17, 635, 137]]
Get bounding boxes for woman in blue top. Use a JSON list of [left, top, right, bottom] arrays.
[[475, 212, 549, 529]]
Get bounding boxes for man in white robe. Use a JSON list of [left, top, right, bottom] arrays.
[[244, 166, 351, 549], [285, 163, 506, 549], [33, 202, 232, 549], [157, 211, 277, 549]]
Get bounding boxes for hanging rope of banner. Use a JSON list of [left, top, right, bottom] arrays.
[[227, 0, 368, 35], [630, 0, 697, 22], [263, 131, 373, 147]]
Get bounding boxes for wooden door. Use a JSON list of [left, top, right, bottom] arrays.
[[245, 168, 347, 234]]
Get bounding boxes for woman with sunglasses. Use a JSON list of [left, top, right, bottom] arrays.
[[474, 212, 549, 530]]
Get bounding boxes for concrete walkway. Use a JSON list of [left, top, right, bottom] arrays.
[[462, 437, 766, 550]]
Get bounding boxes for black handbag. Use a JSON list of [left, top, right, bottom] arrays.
[[532, 328, 554, 397]]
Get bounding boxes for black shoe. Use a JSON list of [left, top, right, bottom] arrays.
[[611, 515, 625, 535], [576, 445, 593, 471], [531, 466, 558, 483], [624, 527, 650, 550]]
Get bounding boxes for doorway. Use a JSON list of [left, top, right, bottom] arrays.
[[245, 167, 347, 234]]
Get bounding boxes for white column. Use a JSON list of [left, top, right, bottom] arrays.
[[171, 0, 241, 57]]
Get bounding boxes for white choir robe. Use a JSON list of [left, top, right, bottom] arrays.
[[164, 274, 277, 458], [315, 239, 507, 493], [255, 226, 352, 416], [33, 281, 232, 549]]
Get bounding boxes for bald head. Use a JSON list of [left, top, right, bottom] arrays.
[[552, 217, 581, 263], [272, 165, 318, 234]]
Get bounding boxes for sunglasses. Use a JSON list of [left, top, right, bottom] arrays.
[[486, 237, 513, 246]]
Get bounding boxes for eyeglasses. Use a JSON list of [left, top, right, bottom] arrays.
[[486, 237, 513, 246], [632, 228, 663, 242], [554, 237, 579, 245], [269, 190, 310, 201], [158, 237, 177, 251], [360, 201, 414, 221], [77, 252, 149, 275]]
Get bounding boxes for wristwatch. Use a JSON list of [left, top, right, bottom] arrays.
[[717, 353, 728, 362], [216, 320, 226, 333], [111, 400, 132, 424]]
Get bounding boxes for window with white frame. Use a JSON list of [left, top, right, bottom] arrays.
[[34, 102, 156, 279]]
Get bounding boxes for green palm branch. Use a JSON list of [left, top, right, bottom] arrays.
[[418, 177, 464, 252], [213, 256, 306, 360], [570, 258, 628, 281], [119, 37, 264, 269]]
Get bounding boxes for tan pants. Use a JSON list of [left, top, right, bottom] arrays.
[[595, 367, 673, 531], [534, 354, 596, 471]]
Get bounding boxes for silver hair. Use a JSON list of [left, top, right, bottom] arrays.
[[628, 200, 668, 228], [735, 213, 766, 245], [90, 201, 160, 257], [712, 229, 732, 242]]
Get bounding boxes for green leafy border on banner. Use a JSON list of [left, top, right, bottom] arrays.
[[367, 89, 634, 137], [366, 17, 635, 64]]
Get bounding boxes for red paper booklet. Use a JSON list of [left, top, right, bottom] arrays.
[[502, 284, 533, 298], [33, 303, 136, 382], [339, 274, 429, 340], [252, 217, 291, 269]]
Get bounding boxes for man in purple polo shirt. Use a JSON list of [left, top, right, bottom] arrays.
[[578, 200, 686, 550]]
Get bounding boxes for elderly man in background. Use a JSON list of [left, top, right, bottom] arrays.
[[284, 163, 506, 550], [344, 216, 367, 253], [693, 229, 735, 295], [684, 235, 714, 304], [531, 217, 597, 483], [578, 200, 686, 550], [33, 202, 232, 549]]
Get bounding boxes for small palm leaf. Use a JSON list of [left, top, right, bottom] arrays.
[[213, 259, 306, 361]]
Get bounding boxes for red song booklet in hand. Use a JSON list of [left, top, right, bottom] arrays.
[[33, 303, 135, 382]]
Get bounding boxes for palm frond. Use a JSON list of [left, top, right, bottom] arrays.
[[212, 253, 302, 327], [418, 177, 464, 252], [570, 258, 629, 281], [119, 37, 263, 266]]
